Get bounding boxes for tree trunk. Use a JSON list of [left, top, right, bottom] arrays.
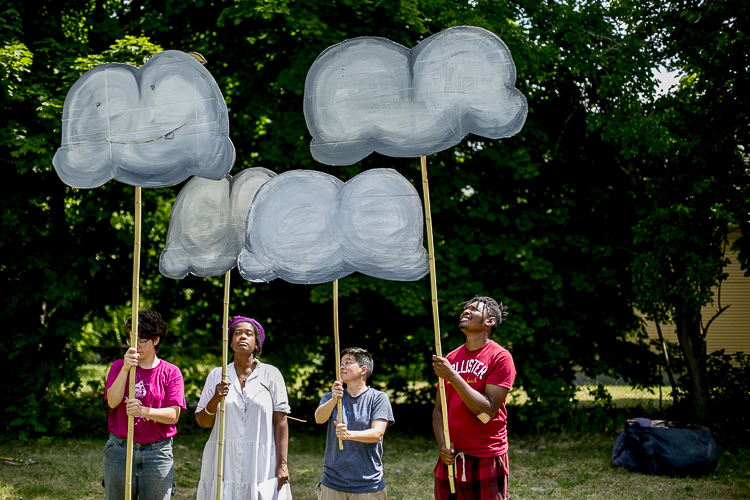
[[674, 300, 710, 425], [655, 320, 678, 406]]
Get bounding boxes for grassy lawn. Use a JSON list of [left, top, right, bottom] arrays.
[[1, 430, 748, 500]]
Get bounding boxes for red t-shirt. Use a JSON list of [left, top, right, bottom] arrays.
[[105, 359, 186, 444], [444, 340, 516, 457]]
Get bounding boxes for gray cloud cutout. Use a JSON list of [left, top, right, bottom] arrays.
[[53, 50, 235, 188], [238, 169, 429, 284], [160, 168, 276, 279], [304, 26, 528, 166]]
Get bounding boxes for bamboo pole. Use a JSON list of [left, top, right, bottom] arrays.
[[333, 279, 343, 450], [420, 156, 455, 493], [125, 186, 143, 500], [216, 271, 231, 500]]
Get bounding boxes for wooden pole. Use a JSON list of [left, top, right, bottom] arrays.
[[216, 271, 231, 500], [125, 186, 142, 500], [333, 279, 343, 450], [420, 156, 455, 493]]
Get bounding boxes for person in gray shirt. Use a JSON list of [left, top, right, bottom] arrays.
[[315, 347, 395, 499]]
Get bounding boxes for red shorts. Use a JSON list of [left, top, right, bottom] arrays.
[[434, 452, 509, 500]]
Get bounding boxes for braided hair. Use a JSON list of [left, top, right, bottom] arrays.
[[461, 296, 508, 335]]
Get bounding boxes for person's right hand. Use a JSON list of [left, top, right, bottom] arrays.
[[439, 444, 455, 465], [331, 380, 344, 402], [123, 348, 139, 371], [214, 380, 231, 399]]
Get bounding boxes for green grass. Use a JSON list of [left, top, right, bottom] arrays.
[[507, 386, 674, 409], [1, 432, 747, 500], [508, 435, 749, 499]]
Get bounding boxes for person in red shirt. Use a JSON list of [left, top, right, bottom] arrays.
[[432, 296, 517, 500]]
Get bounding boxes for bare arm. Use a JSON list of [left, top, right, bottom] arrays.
[[432, 394, 454, 465], [126, 400, 181, 424], [432, 355, 509, 418], [106, 348, 138, 409], [334, 419, 388, 444], [273, 411, 289, 490], [314, 380, 343, 424], [314, 398, 337, 424], [195, 381, 231, 428]]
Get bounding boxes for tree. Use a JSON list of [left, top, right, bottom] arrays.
[[7, 0, 741, 435], [0, 0, 174, 436], [126, 0, 664, 425], [601, 0, 750, 426]]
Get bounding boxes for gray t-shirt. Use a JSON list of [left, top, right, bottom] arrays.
[[319, 387, 395, 493]]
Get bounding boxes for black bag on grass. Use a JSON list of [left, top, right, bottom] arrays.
[[611, 418, 718, 476]]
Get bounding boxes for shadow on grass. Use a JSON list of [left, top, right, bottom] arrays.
[[2, 401, 748, 500], [2, 429, 748, 500]]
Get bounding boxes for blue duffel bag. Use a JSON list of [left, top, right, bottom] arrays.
[[612, 418, 718, 476]]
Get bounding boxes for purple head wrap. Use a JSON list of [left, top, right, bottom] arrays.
[[227, 316, 265, 346]]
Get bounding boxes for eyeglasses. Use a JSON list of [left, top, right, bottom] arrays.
[[340, 360, 359, 368], [126, 338, 151, 348]]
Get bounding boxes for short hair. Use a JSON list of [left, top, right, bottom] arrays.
[[461, 296, 508, 335], [231, 321, 263, 357], [341, 347, 374, 380], [124, 311, 168, 352]]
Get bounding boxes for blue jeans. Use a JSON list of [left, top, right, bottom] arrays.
[[102, 433, 175, 500]]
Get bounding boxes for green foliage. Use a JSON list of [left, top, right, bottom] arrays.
[[164, 350, 222, 404], [625, 0, 750, 424], [674, 351, 750, 444], [0, 42, 33, 98], [704, 351, 750, 444], [5, 378, 108, 442], [0, 2, 175, 436], [2, 0, 748, 437], [68, 36, 163, 76]]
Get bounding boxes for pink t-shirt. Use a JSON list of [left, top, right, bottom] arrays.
[[105, 359, 186, 444], [444, 340, 516, 457]]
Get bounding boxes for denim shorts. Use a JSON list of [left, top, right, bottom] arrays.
[[102, 433, 175, 500]]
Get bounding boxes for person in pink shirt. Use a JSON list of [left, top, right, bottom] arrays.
[[103, 311, 186, 500], [432, 296, 517, 500]]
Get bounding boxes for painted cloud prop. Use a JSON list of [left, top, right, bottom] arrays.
[[53, 50, 235, 188], [304, 26, 528, 166], [160, 168, 276, 279], [238, 169, 429, 284]]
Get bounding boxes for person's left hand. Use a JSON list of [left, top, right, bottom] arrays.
[[334, 420, 350, 440], [276, 461, 289, 490], [125, 397, 146, 418]]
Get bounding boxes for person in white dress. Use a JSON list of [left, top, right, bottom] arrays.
[[195, 316, 291, 500]]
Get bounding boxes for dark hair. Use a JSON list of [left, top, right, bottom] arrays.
[[231, 321, 263, 357], [461, 296, 508, 335], [124, 311, 168, 352], [341, 347, 374, 381]]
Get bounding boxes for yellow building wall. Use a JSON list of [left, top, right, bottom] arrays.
[[642, 228, 750, 355]]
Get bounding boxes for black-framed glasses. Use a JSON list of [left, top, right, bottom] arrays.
[[126, 338, 151, 348]]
